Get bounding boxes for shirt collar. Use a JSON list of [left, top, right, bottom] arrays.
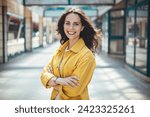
[[58, 38, 85, 53]]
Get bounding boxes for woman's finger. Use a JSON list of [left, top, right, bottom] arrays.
[[67, 80, 77, 87], [70, 78, 80, 86], [71, 76, 79, 81], [67, 78, 80, 87]]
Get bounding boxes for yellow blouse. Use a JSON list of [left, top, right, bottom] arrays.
[[40, 38, 96, 100]]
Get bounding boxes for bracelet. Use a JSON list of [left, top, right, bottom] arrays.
[[54, 77, 58, 84], [51, 76, 56, 81]]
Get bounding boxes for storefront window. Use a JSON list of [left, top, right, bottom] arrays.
[[137, 0, 145, 3], [127, 0, 135, 8], [110, 39, 124, 54], [102, 14, 108, 39], [135, 3, 148, 73], [8, 16, 24, 40], [110, 10, 124, 17], [101, 13, 109, 52], [126, 9, 135, 66], [15, 0, 23, 4], [32, 22, 39, 37], [110, 19, 124, 36]]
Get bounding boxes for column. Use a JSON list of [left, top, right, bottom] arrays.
[[24, 7, 32, 52], [39, 16, 43, 47], [0, 0, 8, 63]]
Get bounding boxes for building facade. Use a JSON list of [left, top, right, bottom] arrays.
[[101, 0, 150, 79]]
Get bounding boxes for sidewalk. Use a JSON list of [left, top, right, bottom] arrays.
[[0, 41, 150, 100], [90, 53, 150, 100]]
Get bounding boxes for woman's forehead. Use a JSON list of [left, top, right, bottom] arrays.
[[65, 13, 81, 22]]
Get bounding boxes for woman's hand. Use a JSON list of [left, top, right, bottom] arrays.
[[55, 94, 60, 100], [47, 66, 80, 87], [56, 76, 80, 87]]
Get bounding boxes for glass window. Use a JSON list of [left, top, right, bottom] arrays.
[[127, 0, 135, 8], [72, 0, 114, 4], [125, 9, 135, 66], [135, 3, 148, 73], [25, 0, 68, 5], [101, 13, 109, 52], [25, 0, 115, 5], [137, 0, 145, 3], [15, 0, 23, 4], [32, 22, 39, 37], [110, 19, 124, 36], [8, 16, 24, 40], [110, 10, 124, 17], [110, 39, 124, 54]]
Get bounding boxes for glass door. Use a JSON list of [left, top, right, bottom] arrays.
[[135, 0, 148, 74], [109, 9, 125, 55], [125, 0, 136, 66]]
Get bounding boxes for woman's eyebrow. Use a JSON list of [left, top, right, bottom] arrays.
[[74, 22, 81, 24], [65, 20, 70, 22], [65, 20, 81, 23], [65, 21, 81, 24]]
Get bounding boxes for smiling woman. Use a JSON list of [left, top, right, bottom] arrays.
[[63, 13, 84, 49], [40, 8, 101, 100]]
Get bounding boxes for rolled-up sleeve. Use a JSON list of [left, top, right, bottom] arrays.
[[40, 59, 55, 88]]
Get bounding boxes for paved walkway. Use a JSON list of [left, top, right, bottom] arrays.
[[0, 41, 150, 100]]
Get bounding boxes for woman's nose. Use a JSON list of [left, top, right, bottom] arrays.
[[68, 24, 74, 29]]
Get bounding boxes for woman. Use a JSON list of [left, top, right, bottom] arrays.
[[40, 8, 100, 100]]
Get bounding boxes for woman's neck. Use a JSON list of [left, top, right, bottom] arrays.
[[68, 38, 80, 49]]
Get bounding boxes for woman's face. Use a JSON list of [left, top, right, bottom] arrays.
[[64, 13, 84, 41]]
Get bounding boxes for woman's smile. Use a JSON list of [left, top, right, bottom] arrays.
[[67, 31, 76, 35]]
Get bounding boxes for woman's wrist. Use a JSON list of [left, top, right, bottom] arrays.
[[54, 77, 58, 84], [55, 77, 60, 84], [50, 76, 57, 85], [51, 77, 60, 84]]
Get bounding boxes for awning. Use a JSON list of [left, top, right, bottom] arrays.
[[24, 0, 122, 6]]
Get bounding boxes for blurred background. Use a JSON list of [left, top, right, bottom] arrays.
[[0, 0, 150, 100]]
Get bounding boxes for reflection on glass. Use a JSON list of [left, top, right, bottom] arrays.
[[110, 40, 124, 54], [15, 0, 23, 4], [137, 0, 145, 3], [127, 0, 135, 7], [72, 0, 114, 4], [25, 0, 115, 5], [135, 3, 148, 73], [102, 13, 109, 52], [126, 9, 135, 66], [111, 19, 123, 36], [8, 16, 24, 40], [25, 0, 68, 5], [110, 10, 124, 17], [32, 22, 39, 37]]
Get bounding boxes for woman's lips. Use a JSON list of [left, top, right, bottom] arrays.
[[67, 31, 76, 35]]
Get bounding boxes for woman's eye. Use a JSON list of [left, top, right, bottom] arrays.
[[65, 22, 70, 25], [74, 23, 79, 26]]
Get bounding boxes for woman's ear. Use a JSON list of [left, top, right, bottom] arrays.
[[81, 26, 84, 31]]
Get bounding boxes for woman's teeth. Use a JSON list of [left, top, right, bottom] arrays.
[[68, 31, 76, 35]]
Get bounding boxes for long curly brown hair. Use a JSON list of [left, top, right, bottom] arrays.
[[56, 8, 101, 53]]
